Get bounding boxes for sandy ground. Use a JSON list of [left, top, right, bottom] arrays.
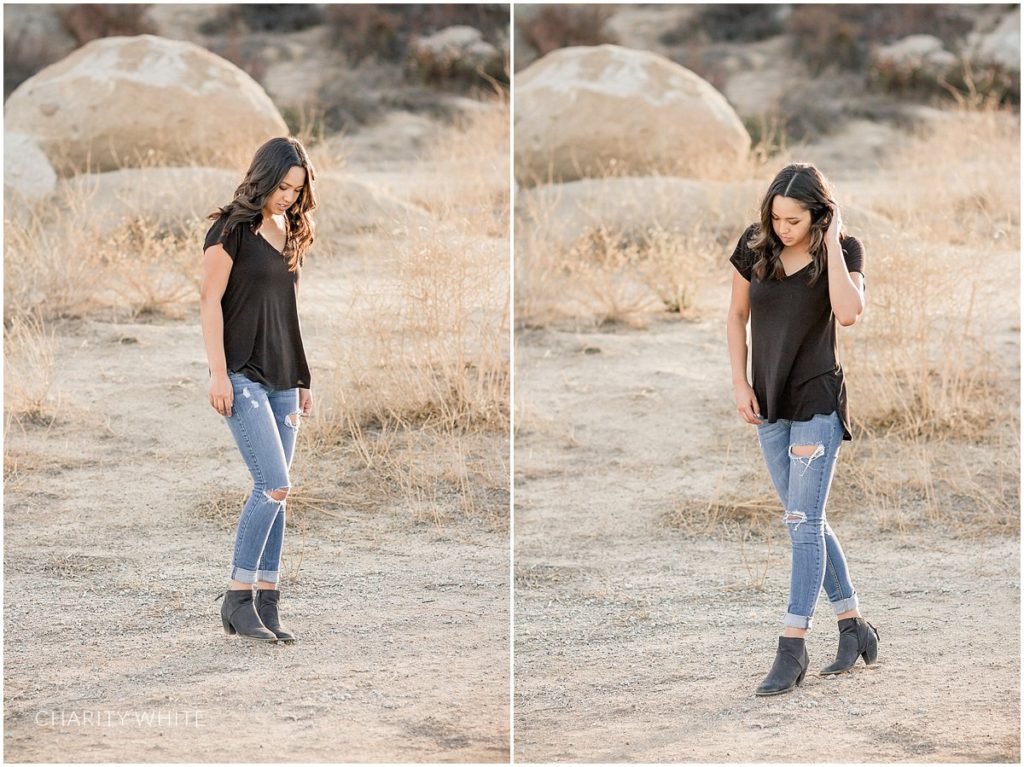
[[513, 284, 1020, 762], [3, 185, 510, 761]]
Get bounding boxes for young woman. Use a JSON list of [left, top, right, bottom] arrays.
[[199, 136, 318, 643], [726, 162, 879, 695]]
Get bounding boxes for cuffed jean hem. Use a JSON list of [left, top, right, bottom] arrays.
[[256, 570, 280, 584], [229, 566, 259, 584], [784, 612, 813, 630], [830, 594, 859, 615]]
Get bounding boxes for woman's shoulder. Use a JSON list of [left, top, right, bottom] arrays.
[[204, 212, 251, 258]]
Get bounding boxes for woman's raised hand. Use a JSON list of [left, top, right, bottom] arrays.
[[825, 201, 842, 247]]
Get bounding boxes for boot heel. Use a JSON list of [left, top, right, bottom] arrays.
[[797, 667, 807, 685], [862, 623, 879, 664], [222, 616, 236, 635]]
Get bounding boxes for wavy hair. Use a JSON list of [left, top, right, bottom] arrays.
[[207, 137, 318, 272], [746, 162, 845, 286]]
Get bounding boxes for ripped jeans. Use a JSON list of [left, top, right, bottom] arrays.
[[756, 410, 858, 629], [221, 370, 301, 584]]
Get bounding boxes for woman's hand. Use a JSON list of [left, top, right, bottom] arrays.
[[209, 372, 233, 417], [299, 388, 312, 418], [734, 382, 763, 425], [825, 201, 842, 247]]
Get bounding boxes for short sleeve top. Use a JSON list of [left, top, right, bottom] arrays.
[[204, 214, 311, 390], [730, 223, 865, 441]]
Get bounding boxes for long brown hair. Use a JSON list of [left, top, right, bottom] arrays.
[[747, 162, 845, 286], [208, 137, 318, 272]]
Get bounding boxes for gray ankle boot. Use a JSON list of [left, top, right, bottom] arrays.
[[820, 617, 879, 674], [215, 588, 277, 642], [255, 587, 296, 643], [755, 636, 809, 696]]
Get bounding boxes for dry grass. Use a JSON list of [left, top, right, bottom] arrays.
[[516, 217, 725, 329], [299, 98, 510, 527], [514, 117, 789, 329], [2, 310, 61, 424], [5, 197, 208, 323], [842, 101, 1019, 441], [3, 97, 509, 528], [516, 95, 1019, 535]]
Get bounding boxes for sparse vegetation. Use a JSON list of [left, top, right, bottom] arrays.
[[516, 5, 614, 59], [515, 93, 1019, 533], [3, 94, 510, 525]]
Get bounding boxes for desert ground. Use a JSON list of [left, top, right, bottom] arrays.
[[514, 293, 1019, 761], [3, 14, 511, 757], [512, 15, 1020, 755], [4, 263, 508, 762]]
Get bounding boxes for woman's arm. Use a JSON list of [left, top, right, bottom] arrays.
[[727, 272, 762, 424], [200, 243, 234, 415], [825, 204, 865, 326]]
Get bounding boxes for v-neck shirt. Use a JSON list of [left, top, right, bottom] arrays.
[[730, 222, 865, 441], [204, 214, 311, 390]]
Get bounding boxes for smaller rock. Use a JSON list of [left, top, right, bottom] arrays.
[[4, 132, 57, 203], [407, 25, 504, 83]]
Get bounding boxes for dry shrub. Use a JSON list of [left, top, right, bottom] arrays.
[[56, 4, 156, 46], [516, 219, 721, 329], [514, 121, 787, 329], [788, 4, 974, 75], [3, 310, 62, 427], [515, 5, 614, 62], [302, 102, 510, 525], [409, 99, 510, 236], [5, 181, 206, 324], [843, 102, 1019, 440], [4, 192, 102, 322], [325, 4, 509, 67], [332, 227, 507, 431]]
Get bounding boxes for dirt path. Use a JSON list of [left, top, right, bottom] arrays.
[[513, 302, 1019, 762], [4, 252, 509, 761]]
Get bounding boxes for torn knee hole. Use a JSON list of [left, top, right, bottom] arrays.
[[789, 443, 824, 459], [783, 510, 807, 528], [264, 487, 289, 502], [285, 412, 301, 429]]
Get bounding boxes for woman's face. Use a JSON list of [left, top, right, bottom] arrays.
[[771, 195, 812, 249], [263, 165, 307, 218]]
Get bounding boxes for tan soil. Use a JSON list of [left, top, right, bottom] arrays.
[[513, 284, 1020, 762], [4, 222, 509, 762]]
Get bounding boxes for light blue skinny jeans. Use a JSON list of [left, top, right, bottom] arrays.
[[756, 410, 859, 629], [221, 370, 301, 584]]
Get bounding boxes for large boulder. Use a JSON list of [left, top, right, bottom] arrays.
[[517, 177, 762, 249], [57, 167, 240, 234], [517, 176, 892, 251], [515, 44, 750, 186], [5, 34, 288, 175], [314, 171, 432, 237], [55, 166, 431, 237]]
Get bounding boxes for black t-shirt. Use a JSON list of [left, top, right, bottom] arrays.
[[730, 222, 865, 441], [204, 214, 311, 390]]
